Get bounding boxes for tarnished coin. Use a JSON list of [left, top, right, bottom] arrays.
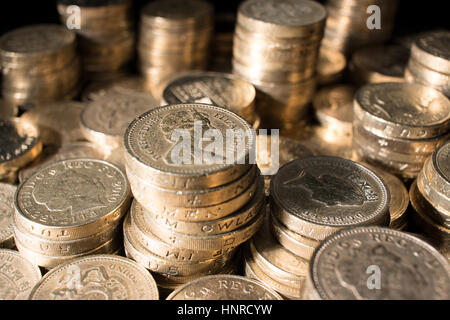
[[14, 159, 131, 240], [0, 117, 42, 178], [29, 255, 159, 300], [166, 275, 283, 300], [0, 249, 41, 300], [411, 31, 450, 74], [354, 82, 450, 139], [271, 157, 390, 240], [124, 103, 254, 190], [307, 226, 450, 300], [20, 101, 84, 146], [0, 183, 16, 248], [161, 72, 256, 123], [316, 47, 346, 85], [81, 93, 159, 150]]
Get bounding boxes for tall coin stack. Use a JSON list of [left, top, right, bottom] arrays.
[[232, 0, 326, 129], [245, 156, 391, 299], [138, 0, 214, 95], [0, 24, 80, 111], [123, 104, 265, 290], [13, 159, 131, 269], [57, 0, 135, 78], [353, 82, 450, 179], [411, 141, 450, 260], [322, 0, 399, 55], [405, 31, 450, 98]]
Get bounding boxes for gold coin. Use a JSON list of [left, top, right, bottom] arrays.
[[316, 47, 346, 85], [14, 159, 131, 240], [166, 274, 283, 300], [0, 117, 42, 178], [0, 249, 42, 299], [0, 183, 16, 248], [29, 254, 159, 300], [411, 31, 450, 74]]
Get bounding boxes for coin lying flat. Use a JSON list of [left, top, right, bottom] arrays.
[[29, 254, 159, 300], [306, 226, 450, 300], [0, 249, 42, 300], [166, 274, 283, 300], [271, 157, 390, 240], [0, 183, 16, 248], [14, 159, 131, 240]]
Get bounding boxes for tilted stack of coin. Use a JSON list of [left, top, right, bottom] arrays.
[[411, 141, 450, 259], [303, 227, 450, 300], [123, 103, 265, 289], [160, 71, 259, 128], [28, 255, 159, 300], [0, 118, 42, 184], [232, 0, 326, 129], [57, 0, 135, 78], [0, 24, 80, 110], [322, 0, 399, 55], [405, 31, 450, 98], [349, 45, 410, 85], [353, 82, 450, 179], [246, 157, 390, 298], [138, 0, 214, 95], [13, 159, 131, 269]]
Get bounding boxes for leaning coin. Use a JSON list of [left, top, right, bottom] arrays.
[[0, 249, 41, 300], [0, 183, 16, 248], [166, 274, 283, 300], [307, 226, 450, 300], [29, 254, 159, 300]]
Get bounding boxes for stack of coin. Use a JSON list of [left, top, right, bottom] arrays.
[[405, 31, 450, 98], [316, 47, 347, 86], [303, 227, 450, 300], [232, 0, 327, 129], [350, 45, 410, 85], [57, 0, 135, 78], [160, 71, 259, 128], [0, 25, 80, 110], [13, 159, 131, 269], [0, 118, 42, 184], [410, 141, 450, 259], [29, 255, 159, 300], [123, 103, 265, 289], [0, 183, 16, 249], [138, 0, 214, 94], [353, 82, 450, 179], [322, 0, 399, 55]]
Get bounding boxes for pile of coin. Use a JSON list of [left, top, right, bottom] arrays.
[[13, 159, 131, 269], [138, 0, 214, 95], [0, 118, 42, 184], [322, 0, 399, 55], [304, 226, 450, 299], [57, 0, 135, 78], [160, 71, 259, 128], [405, 31, 450, 98], [0, 24, 80, 110], [29, 255, 159, 300], [123, 103, 264, 290], [245, 156, 391, 298], [232, 0, 326, 129], [350, 45, 410, 85], [353, 82, 450, 179], [411, 141, 450, 259]]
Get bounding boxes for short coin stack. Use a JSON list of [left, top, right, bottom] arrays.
[[232, 0, 327, 129], [322, 0, 399, 55], [405, 31, 450, 98], [13, 159, 131, 269], [411, 141, 450, 259], [123, 103, 264, 290], [245, 156, 391, 299], [138, 0, 214, 94], [0, 24, 80, 110], [353, 82, 450, 179], [57, 0, 135, 77]]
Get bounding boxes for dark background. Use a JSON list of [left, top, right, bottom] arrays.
[[0, 0, 448, 36]]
